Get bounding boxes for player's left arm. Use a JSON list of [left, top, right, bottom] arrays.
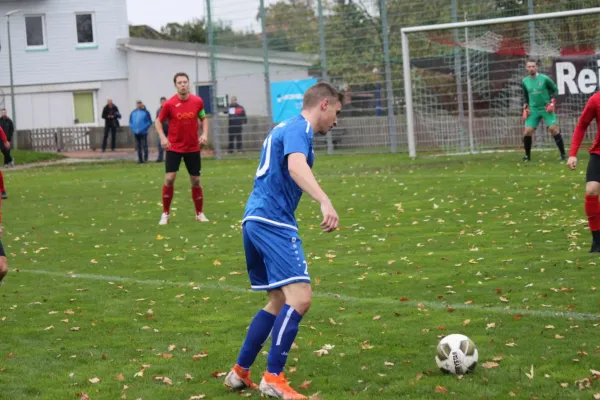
[[545, 75, 558, 112], [198, 105, 208, 146]]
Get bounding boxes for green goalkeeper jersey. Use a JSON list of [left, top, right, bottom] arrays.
[[521, 73, 557, 110]]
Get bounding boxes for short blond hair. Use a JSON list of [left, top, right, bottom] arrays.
[[303, 82, 343, 109]]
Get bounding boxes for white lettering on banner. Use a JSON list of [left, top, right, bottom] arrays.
[[556, 59, 600, 95], [277, 94, 304, 103]]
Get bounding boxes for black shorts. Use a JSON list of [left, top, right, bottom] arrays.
[[165, 151, 201, 176], [587, 153, 600, 182], [0, 240, 5, 257]]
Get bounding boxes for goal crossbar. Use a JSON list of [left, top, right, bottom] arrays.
[[401, 7, 600, 158], [401, 7, 600, 34]]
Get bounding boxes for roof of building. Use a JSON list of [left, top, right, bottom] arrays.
[[117, 37, 314, 67]]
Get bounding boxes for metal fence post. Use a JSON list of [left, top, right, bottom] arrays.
[[260, 0, 273, 128], [317, 0, 334, 155], [206, 0, 222, 159], [380, 0, 398, 153], [452, 0, 467, 153]]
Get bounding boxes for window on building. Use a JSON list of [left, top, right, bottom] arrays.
[[76, 13, 95, 44], [25, 15, 46, 48], [73, 92, 95, 124]]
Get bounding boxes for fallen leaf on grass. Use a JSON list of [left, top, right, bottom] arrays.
[[298, 380, 311, 390], [554, 334, 564, 339], [525, 365, 534, 380], [462, 319, 471, 326], [211, 371, 226, 378], [88, 377, 100, 384], [482, 362, 499, 369], [593, 393, 600, 400], [193, 351, 208, 360], [115, 373, 125, 381], [373, 315, 381, 321], [560, 383, 569, 388], [77, 393, 90, 400], [168, 344, 176, 352], [384, 362, 394, 367], [185, 373, 193, 380], [175, 294, 185, 298], [189, 396, 206, 400], [435, 385, 448, 393], [153, 376, 172, 386], [162, 353, 173, 359], [70, 327, 80, 331]]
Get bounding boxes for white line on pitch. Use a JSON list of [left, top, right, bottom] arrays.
[[18, 269, 600, 321]]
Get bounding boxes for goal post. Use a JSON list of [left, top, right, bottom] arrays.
[[401, 7, 600, 158]]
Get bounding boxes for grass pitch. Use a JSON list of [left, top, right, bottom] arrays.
[[0, 151, 598, 399]]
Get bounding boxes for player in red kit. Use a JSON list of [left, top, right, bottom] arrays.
[[155, 72, 209, 225], [0, 127, 10, 199], [567, 91, 600, 252]]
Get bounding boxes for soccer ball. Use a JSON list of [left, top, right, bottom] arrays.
[[435, 334, 478, 375]]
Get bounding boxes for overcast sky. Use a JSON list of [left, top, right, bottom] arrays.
[[126, 0, 280, 33]]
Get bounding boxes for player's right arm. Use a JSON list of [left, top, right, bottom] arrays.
[[156, 102, 170, 149], [288, 153, 338, 232], [283, 129, 338, 232], [568, 93, 599, 169], [521, 81, 530, 119]]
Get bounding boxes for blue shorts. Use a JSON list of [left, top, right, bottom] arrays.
[[243, 220, 310, 291]]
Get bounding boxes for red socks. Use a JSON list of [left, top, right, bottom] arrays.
[[0, 170, 5, 192], [585, 195, 600, 231], [192, 186, 204, 214], [162, 185, 174, 214], [162, 185, 203, 215]]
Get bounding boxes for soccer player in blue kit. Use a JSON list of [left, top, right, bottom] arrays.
[[224, 82, 344, 399]]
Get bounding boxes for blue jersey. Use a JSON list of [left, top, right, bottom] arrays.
[[243, 115, 314, 231]]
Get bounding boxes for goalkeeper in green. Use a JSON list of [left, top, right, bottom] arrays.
[[521, 59, 566, 162]]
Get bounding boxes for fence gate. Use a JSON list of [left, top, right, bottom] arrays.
[[30, 127, 91, 152]]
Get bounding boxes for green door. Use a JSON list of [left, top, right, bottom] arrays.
[[73, 92, 94, 124]]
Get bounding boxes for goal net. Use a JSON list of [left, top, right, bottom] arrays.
[[401, 8, 600, 157]]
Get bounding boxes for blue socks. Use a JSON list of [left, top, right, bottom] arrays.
[[236, 309, 277, 370], [267, 304, 303, 375]]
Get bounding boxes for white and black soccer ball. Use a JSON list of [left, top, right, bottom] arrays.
[[435, 334, 478, 375]]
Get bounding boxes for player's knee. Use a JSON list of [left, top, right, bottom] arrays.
[[190, 176, 201, 187], [266, 289, 286, 314], [164, 175, 176, 186], [0, 257, 8, 280], [284, 285, 312, 315], [293, 297, 312, 315], [586, 182, 600, 196]]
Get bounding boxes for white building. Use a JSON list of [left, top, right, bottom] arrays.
[[0, 0, 313, 130]]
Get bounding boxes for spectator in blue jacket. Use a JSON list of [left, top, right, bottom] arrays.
[[129, 101, 152, 163]]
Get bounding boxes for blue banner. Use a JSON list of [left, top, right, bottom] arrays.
[[270, 78, 317, 123]]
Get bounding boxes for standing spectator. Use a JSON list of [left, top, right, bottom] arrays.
[[227, 96, 247, 153], [156, 97, 169, 162], [101, 99, 121, 152], [0, 109, 14, 167], [129, 101, 152, 164], [0, 127, 9, 199]]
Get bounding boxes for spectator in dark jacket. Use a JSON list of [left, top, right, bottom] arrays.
[[129, 101, 152, 164], [227, 96, 247, 153], [0, 109, 14, 166], [101, 99, 121, 152], [156, 97, 169, 162]]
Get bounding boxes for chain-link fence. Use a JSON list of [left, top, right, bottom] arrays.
[[204, 0, 600, 158]]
